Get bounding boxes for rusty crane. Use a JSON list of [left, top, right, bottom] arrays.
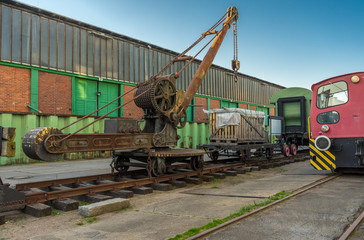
[[22, 7, 239, 177]]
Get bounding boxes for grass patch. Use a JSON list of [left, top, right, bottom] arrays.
[[79, 201, 92, 206], [51, 207, 61, 216], [76, 221, 84, 226], [211, 186, 220, 189], [115, 206, 129, 214], [85, 216, 98, 223], [212, 178, 222, 183], [169, 191, 291, 240], [279, 169, 288, 173]]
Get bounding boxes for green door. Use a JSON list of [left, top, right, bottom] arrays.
[[98, 82, 119, 117], [73, 78, 97, 116]]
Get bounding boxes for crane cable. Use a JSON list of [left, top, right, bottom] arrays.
[[232, 21, 239, 82], [57, 10, 234, 141]]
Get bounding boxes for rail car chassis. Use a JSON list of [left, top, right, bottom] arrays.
[[201, 142, 274, 162]]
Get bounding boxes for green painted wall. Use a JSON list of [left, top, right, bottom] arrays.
[[0, 113, 210, 165], [0, 113, 108, 165], [177, 122, 209, 149]]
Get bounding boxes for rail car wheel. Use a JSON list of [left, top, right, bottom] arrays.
[[110, 156, 130, 175], [283, 144, 290, 157], [240, 149, 251, 162], [22, 127, 63, 161], [290, 144, 297, 156], [190, 156, 204, 170], [148, 157, 167, 177], [208, 151, 219, 162], [265, 147, 273, 159]]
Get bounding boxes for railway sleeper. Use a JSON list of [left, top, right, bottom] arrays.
[[1, 154, 309, 222]]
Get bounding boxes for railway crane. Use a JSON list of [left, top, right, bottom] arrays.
[[21, 7, 239, 177]]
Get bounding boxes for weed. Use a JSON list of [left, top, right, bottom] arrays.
[[211, 186, 220, 189], [279, 169, 288, 173], [115, 206, 129, 214], [212, 178, 221, 183], [51, 207, 61, 216], [85, 216, 98, 223], [168, 191, 291, 240], [76, 221, 84, 226], [79, 201, 92, 206]]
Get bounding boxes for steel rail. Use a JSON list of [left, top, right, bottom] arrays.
[[23, 162, 247, 204], [187, 173, 340, 240], [14, 153, 308, 206], [16, 153, 307, 191], [15, 163, 191, 191], [338, 209, 364, 240]]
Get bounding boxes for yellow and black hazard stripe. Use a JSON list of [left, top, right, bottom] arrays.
[[307, 116, 336, 171], [309, 139, 336, 171]]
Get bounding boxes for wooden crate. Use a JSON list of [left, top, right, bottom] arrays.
[[206, 108, 267, 144]]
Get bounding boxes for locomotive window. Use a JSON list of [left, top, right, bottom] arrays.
[[316, 81, 348, 109], [317, 111, 340, 124]]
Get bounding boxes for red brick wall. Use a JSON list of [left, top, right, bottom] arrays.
[[0, 65, 30, 113], [195, 97, 208, 123], [38, 71, 72, 115], [239, 103, 248, 109], [210, 99, 220, 110], [123, 85, 144, 119], [250, 105, 257, 111]]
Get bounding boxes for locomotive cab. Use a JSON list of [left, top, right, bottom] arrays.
[[310, 72, 364, 172]]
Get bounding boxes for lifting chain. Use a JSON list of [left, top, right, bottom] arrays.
[[232, 22, 240, 82]]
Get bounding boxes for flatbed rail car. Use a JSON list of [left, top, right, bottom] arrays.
[[201, 108, 274, 161], [309, 72, 364, 172]]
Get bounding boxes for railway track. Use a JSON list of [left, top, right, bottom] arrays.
[[185, 173, 364, 240], [6, 154, 308, 208], [338, 208, 364, 240], [187, 173, 340, 240]]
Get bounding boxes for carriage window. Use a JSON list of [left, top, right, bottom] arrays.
[[317, 111, 339, 124], [317, 81, 348, 109]]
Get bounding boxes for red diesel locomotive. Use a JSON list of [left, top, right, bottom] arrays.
[[310, 72, 364, 172]]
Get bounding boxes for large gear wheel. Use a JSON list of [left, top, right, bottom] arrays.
[[134, 77, 177, 114]]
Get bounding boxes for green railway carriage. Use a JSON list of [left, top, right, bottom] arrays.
[[269, 87, 312, 156]]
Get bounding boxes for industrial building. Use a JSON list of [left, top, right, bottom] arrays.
[[0, 0, 283, 164]]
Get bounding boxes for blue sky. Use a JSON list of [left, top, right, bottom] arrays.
[[16, 0, 364, 89]]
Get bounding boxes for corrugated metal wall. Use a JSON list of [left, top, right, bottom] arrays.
[[0, 2, 282, 106]]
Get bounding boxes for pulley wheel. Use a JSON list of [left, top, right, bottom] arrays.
[[134, 77, 176, 114], [22, 127, 63, 161]]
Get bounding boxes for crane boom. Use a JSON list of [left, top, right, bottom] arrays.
[[179, 6, 238, 115]]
